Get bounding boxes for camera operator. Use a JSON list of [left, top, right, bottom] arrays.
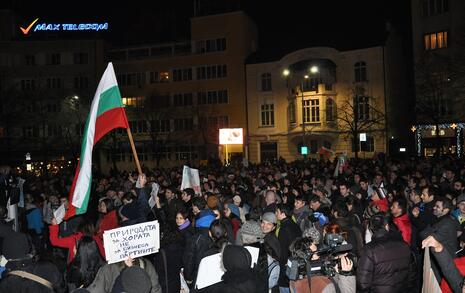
[[356, 212, 416, 292], [286, 231, 356, 293]]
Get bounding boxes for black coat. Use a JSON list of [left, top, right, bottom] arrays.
[[420, 214, 460, 257], [153, 242, 184, 293], [357, 230, 415, 293], [277, 218, 301, 287], [183, 228, 213, 283]]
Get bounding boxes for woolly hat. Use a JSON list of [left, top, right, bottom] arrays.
[[111, 266, 151, 293], [195, 210, 216, 228], [457, 194, 465, 204], [240, 221, 264, 245], [232, 195, 242, 204], [261, 212, 277, 225], [228, 204, 241, 219], [363, 203, 380, 219], [222, 245, 251, 271], [207, 195, 219, 209]]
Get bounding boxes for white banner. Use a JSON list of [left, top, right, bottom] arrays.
[[148, 182, 160, 209], [103, 220, 160, 264], [181, 165, 201, 195]]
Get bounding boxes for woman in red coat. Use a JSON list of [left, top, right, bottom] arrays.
[[96, 198, 119, 240], [49, 219, 105, 263]]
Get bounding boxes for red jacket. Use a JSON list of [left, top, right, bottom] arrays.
[[392, 213, 412, 245], [441, 256, 465, 293], [49, 224, 105, 263], [97, 210, 119, 239]]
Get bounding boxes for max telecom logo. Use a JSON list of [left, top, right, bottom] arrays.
[[20, 18, 109, 35]]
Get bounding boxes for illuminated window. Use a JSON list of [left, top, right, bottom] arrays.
[[260, 104, 275, 126], [424, 31, 448, 50], [303, 99, 320, 123], [122, 97, 143, 107], [160, 71, 170, 83], [354, 61, 367, 82], [354, 96, 370, 120]]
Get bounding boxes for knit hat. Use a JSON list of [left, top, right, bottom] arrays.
[[207, 195, 219, 209], [261, 212, 277, 225], [119, 203, 138, 220], [222, 245, 252, 271], [228, 204, 241, 219], [232, 195, 242, 205], [363, 203, 380, 219], [111, 266, 151, 293], [195, 210, 216, 228], [240, 221, 264, 244]]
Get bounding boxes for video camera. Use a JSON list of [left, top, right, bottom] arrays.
[[286, 233, 356, 280]]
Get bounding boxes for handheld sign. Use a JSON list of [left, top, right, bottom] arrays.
[[180, 165, 201, 195], [148, 183, 160, 209], [103, 220, 160, 264], [53, 203, 66, 225]]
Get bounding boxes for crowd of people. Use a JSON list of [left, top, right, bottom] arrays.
[[0, 154, 465, 293]]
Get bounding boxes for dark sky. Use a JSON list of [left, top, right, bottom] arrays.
[[4, 0, 411, 51]]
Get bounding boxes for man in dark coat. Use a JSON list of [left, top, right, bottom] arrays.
[[357, 213, 416, 293], [275, 204, 301, 292]]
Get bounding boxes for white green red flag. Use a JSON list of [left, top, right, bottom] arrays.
[[65, 63, 129, 219]]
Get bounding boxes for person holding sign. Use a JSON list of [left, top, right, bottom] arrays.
[[87, 256, 162, 293]]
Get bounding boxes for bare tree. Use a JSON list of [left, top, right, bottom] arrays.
[[337, 86, 385, 159]]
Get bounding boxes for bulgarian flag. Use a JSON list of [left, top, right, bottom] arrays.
[[65, 63, 129, 219]]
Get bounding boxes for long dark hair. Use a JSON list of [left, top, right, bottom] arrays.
[[209, 219, 228, 249], [67, 236, 105, 287]]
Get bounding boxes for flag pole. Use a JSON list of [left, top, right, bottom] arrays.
[[126, 127, 143, 175]]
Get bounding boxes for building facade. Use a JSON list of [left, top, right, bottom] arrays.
[[246, 42, 408, 163], [104, 11, 257, 172], [411, 0, 465, 157]]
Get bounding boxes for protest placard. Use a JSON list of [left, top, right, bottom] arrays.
[[103, 220, 160, 264], [195, 246, 259, 289], [181, 165, 201, 195], [148, 182, 160, 209], [53, 203, 66, 225]]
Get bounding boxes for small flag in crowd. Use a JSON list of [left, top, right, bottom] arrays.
[[65, 63, 129, 219]]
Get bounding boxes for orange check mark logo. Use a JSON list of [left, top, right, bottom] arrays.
[[20, 18, 39, 35]]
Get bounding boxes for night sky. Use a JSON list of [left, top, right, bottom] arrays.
[[3, 0, 411, 52]]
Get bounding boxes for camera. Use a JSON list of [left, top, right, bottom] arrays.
[[286, 233, 356, 280]]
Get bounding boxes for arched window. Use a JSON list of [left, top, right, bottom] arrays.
[[261, 73, 272, 91], [326, 98, 336, 121], [354, 61, 367, 82]]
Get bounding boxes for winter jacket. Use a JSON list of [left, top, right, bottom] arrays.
[[392, 213, 412, 245], [277, 218, 301, 287], [49, 224, 105, 263], [153, 242, 184, 293], [182, 227, 213, 283], [357, 230, 415, 293], [420, 214, 460, 257], [87, 257, 162, 293], [293, 205, 312, 232], [25, 204, 43, 234]]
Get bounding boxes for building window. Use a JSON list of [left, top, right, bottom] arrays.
[[261, 73, 272, 91], [21, 79, 35, 91], [354, 96, 370, 120], [174, 145, 197, 161], [422, 0, 449, 16], [260, 104, 275, 126], [159, 71, 170, 83], [129, 120, 148, 134], [47, 77, 62, 89], [50, 53, 61, 65], [25, 55, 35, 66], [303, 99, 320, 123], [196, 65, 227, 80], [310, 140, 318, 154], [289, 101, 296, 124], [200, 116, 229, 130], [150, 119, 170, 133], [73, 52, 89, 64], [354, 61, 367, 82], [74, 76, 89, 89], [303, 78, 321, 91], [424, 31, 448, 50], [174, 118, 193, 131], [173, 93, 193, 106], [197, 90, 228, 105], [195, 38, 226, 53], [172, 68, 192, 82], [122, 96, 144, 107], [352, 135, 375, 152], [326, 98, 335, 121]]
